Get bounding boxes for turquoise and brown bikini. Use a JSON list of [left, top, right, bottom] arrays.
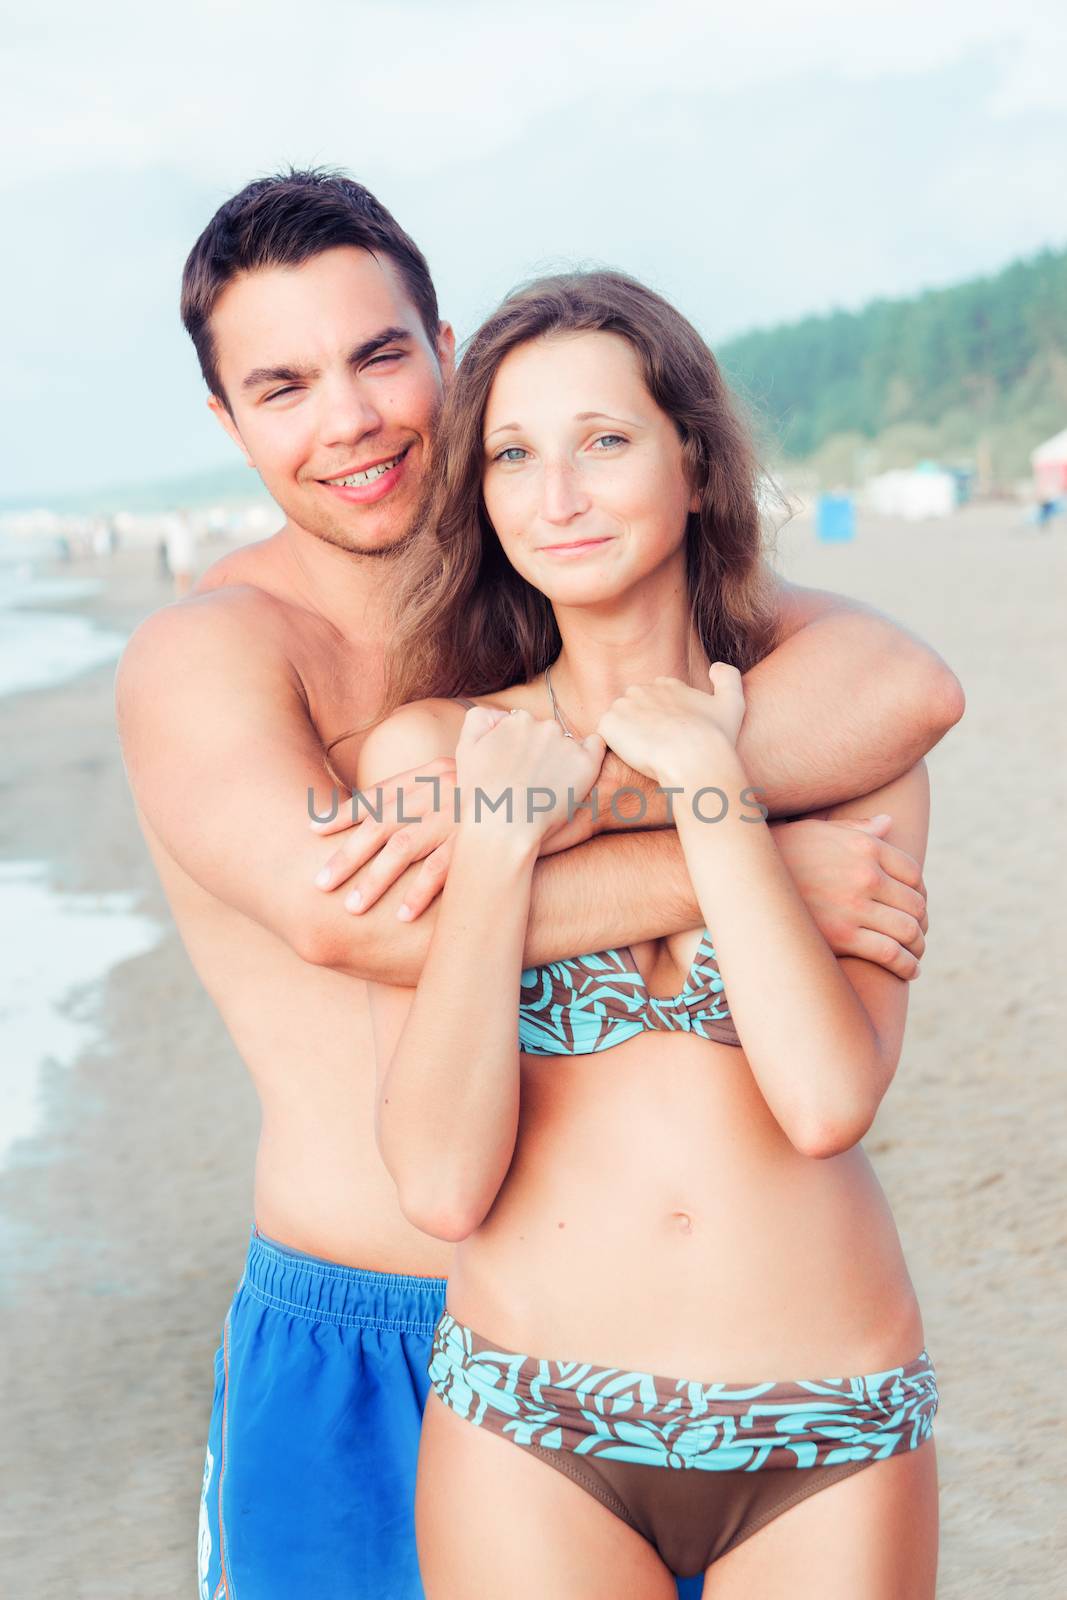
[[441, 696, 939, 1574], [428, 1313, 938, 1575]]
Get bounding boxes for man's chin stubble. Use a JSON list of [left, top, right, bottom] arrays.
[[310, 516, 421, 562]]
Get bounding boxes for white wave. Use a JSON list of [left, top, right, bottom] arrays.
[[0, 861, 162, 1167]]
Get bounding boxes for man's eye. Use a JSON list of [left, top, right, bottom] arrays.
[[367, 352, 403, 368], [265, 386, 298, 402]]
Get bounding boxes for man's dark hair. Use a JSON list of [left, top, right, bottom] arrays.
[[180, 167, 440, 406]]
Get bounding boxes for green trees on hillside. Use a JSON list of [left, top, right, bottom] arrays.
[[719, 247, 1067, 484]]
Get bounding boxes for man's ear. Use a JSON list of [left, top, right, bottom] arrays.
[[207, 394, 255, 468], [436, 322, 457, 381]]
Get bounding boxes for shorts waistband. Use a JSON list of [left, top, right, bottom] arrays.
[[240, 1226, 446, 1334]]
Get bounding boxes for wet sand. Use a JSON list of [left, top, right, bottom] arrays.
[[1, 507, 1063, 1596]]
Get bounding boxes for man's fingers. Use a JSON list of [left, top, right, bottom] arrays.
[[868, 864, 927, 930], [843, 814, 893, 838], [396, 837, 454, 921], [872, 838, 924, 894], [343, 826, 426, 913], [847, 928, 921, 981], [840, 819, 926, 902], [315, 823, 390, 890], [309, 803, 360, 836], [862, 904, 926, 961]]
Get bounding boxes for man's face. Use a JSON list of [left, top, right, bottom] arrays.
[[208, 246, 454, 554]]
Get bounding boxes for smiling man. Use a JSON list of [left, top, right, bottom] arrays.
[[115, 169, 961, 1599]]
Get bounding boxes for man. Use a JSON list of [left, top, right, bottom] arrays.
[[115, 169, 962, 1599]]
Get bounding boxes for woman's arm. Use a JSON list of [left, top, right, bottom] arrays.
[[368, 828, 533, 1243], [360, 699, 601, 1242], [600, 669, 931, 1158], [675, 751, 930, 1157]]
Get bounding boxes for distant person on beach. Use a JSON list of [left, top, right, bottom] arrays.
[[114, 170, 963, 1600], [162, 510, 196, 597]]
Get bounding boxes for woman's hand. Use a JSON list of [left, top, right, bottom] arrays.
[[455, 706, 605, 848], [597, 664, 745, 787]]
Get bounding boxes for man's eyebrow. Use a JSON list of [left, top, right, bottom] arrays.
[[485, 410, 645, 442], [242, 361, 318, 392], [240, 327, 414, 392], [350, 325, 413, 364]]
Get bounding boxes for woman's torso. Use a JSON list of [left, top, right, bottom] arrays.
[[446, 694, 923, 1379]]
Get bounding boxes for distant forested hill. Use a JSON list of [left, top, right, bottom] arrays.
[[718, 246, 1067, 485]]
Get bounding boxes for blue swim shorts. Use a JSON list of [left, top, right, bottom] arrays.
[[197, 1226, 446, 1600], [197, 1228, 705, 1599]]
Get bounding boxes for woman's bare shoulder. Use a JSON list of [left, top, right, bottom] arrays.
[[355, 698, 470, 787]]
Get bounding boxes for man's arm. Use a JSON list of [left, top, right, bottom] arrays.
[[115, 592, 397, 968], [595, 580, 964, 826], [114, 595, 701, 983], [737, 579, 964, 815], [116, 589, 926, 994], [321, 703, 923, 984]]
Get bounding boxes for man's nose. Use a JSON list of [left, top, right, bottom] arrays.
[[319, 376, 384, 448], [540, 458, 591, 525]]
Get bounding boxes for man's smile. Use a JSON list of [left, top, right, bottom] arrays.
[[316, 445, 414, 503]]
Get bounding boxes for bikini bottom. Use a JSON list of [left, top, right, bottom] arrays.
[[428, 1311, 938, 1578]]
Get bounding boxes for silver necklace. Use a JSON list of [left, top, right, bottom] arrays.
[[544, 662, 578, 739]]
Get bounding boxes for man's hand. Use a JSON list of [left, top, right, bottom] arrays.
[[311, 757, 461, 919], [312, 733, 674, 920], [773, 813, 928, 980]]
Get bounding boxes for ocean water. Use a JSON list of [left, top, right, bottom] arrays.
[[0, 861, 162, 1168], [0, 553, 126, 698]]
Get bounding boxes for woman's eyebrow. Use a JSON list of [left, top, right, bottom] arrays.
[[574, 410, 646, 427], [485, 410, 645, 442]]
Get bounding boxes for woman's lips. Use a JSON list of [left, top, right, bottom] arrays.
[[539, 537, 613, 557]]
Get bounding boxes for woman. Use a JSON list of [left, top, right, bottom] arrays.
[[356, 272, 939, 1597]]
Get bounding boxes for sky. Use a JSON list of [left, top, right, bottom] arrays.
[[2, 0, 1065, 501]]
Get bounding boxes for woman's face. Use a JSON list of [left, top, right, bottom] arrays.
[[481, 331, 698, 606]]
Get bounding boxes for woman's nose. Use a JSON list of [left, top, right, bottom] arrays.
[[540, 459, 591, 524]]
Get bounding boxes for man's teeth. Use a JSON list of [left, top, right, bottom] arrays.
[[328, 456, 401, 487]]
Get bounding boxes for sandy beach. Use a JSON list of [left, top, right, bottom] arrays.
[[1, 506, 1063, 1597]]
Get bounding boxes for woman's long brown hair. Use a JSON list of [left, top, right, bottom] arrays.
[[331, 270, 780, 757]]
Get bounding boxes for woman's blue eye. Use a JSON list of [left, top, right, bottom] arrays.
[[495, 446, 528, 464], [593, 434, 626, 449]]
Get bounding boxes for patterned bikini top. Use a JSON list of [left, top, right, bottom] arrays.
[[518, 932, 741, 1056], [453, 696, 742, 1057]]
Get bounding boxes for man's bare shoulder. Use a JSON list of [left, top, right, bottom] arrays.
[[117, 582, 295, 698], [192, 531, 289, 596]]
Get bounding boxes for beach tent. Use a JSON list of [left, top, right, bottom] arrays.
[[864, 468, 957, 520], [1031, 428, 1067, 500]]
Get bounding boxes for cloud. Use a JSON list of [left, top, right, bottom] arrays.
[[2, 3, 1064, 497], [3, 0, 1064, 191]]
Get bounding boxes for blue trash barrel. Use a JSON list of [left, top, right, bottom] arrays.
[[816, 494, 855, 543]]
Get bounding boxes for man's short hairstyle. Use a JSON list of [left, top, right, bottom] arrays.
[[181, 167, 441, 406]]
